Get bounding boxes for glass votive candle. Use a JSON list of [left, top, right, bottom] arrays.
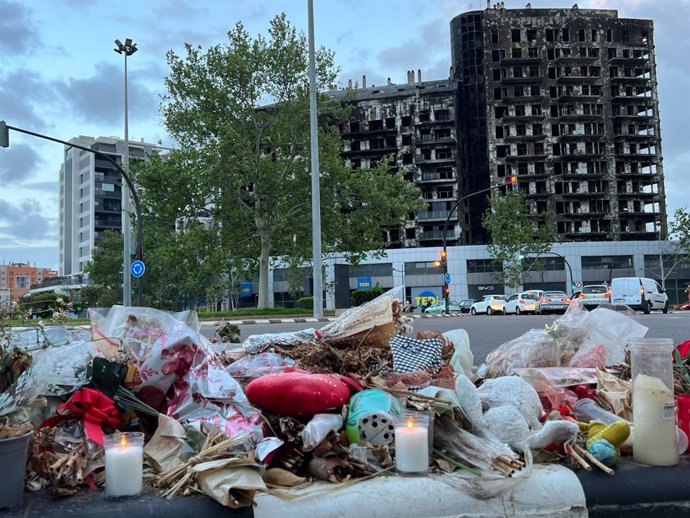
[[394, 410, 430, 474], [104, 432, 145, 498]]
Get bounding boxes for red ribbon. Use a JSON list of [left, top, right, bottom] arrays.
[[40, 388, 121, 446]]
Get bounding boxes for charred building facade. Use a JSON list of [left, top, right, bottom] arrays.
[[330, 74, 461, 248], [451, 7, 666, 244]]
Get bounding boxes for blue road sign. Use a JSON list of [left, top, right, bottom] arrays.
[[445, 272, 451, 285], [130, 260, 145, 278], [240, 282, 252, 298]]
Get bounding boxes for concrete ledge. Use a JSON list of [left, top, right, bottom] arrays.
[[253, 464, 586, 518]]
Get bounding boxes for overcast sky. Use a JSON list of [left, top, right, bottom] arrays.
[[1, 0, 688, 270]]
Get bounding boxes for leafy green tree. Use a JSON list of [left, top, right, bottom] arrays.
[[482, 191, 554, 289], [158, 14, 423, 309], [673, 208, 690, 255], [83, 230, 123, 307]]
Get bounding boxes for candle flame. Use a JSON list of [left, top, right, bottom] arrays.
[[120, 434, 128, 448], [406, 416, 414, 428]]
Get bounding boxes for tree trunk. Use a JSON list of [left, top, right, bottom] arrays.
[[257, 236, 272, 309]]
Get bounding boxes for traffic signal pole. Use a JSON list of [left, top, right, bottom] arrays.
[[441, 177, 517, 314]]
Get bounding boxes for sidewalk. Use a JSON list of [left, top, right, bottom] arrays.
[[205, 313, 465, 326]]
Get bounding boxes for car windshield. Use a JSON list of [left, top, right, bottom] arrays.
[[544, 291, 567, 298], [522, 293, 538, 300], [493, 295, 506, 300], [584, 286, 607, 294]]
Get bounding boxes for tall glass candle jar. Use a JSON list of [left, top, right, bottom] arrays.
[[629, 338, 679, 466], [104, 432, 145, 497], [394, 410, 429, 474]]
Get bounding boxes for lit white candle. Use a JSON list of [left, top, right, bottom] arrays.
[[395, 414, 429, 473], [105, 433, 144, 497]]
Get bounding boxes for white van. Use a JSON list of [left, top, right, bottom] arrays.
[[610, 277, 669, 314]]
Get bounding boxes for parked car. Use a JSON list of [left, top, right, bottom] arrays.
[[504, 291, 540, 315], [575, 284, 610, 309], [611, 277, 669, 314], [470, 295, 506, 315], [459, 299, 476, 314], [425, 300, 462, 314], [536, 291, 571, 314]]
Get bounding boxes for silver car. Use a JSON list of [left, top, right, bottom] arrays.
[[536, 291, 571, 314]]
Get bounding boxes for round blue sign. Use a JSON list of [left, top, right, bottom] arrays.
[[445, 272, 451, 285], [130, 260, 145, 278]]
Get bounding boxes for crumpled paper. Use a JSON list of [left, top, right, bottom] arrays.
[[191, 458, 266, 508], [596, 368, 632, 420], [144, 414, 187, 472]]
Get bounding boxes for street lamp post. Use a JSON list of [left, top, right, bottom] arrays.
[[440, 177, 517, 314], [114, 38, 138, 306], [307, 1, 323, 318]]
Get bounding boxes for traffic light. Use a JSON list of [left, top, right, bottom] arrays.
[[0, 121, 8, 148], [507, 175, 517, 189], [443, 285, 450, 296], [440, 249, 447, 268]]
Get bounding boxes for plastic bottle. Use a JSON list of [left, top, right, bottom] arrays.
[[629, 338, 679, 466]]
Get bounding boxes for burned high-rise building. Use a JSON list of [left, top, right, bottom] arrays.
[[330, 73, 461, 249], [451, 6, 666, 244]]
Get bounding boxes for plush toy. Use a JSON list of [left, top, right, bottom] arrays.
[[579, 420, 630, 466], [246, 371, 357, 418]]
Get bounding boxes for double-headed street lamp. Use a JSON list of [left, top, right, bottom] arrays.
[[439, 176, 517, 314], [114, 38, 138, 306]]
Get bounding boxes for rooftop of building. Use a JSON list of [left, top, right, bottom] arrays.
[[327, 75, 458, 103]]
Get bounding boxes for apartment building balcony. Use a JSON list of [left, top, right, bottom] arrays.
[[609, 56, 649, 65], [415, 136, 457, 147], [415, 118, 453, 126], [609, 76, 651, 84], [558, 113, 603, 121], [505, 153, 548, 162], [556, 152, 604, 160], [500, 114, 544, 122], [418, 229, 456, 241], [341, 127, 397, 138], [417, 210, 454, 222], [500, 56, 542, 65], [418, 172, 457, 183], [612, 133, 656, 140], [504, 134, 547, 142], [556, 56, 598, 64], [499, 75, 543, 84], [415, 155, 456, 165], [343, 145, 397, 156], [555, 76, 601, 84], [558, 133, 604, 141], [502, 94, 545, 103], [611, 95, 653, 103]]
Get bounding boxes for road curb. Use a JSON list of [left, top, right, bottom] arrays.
[[206, 313, 466, 326]]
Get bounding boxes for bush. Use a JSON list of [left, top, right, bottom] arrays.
[[350, 284, 384, 307], [297, 297, 314, 309]]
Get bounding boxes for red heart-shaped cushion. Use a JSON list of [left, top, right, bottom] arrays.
[[246, 372, 352, 417]]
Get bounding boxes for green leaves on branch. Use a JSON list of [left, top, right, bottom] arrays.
[[482, 191, 554, 289]]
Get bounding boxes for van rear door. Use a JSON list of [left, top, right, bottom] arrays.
[[612, 277, 641, 306]]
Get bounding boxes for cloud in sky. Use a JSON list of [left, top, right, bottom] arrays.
[[0, 143, 42, 183], [56, 61, 160, 126], [0, 198, 55, 243], [0, 0, 39, 55]]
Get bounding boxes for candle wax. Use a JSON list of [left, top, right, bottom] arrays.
[[395, 424, 429, 473], [105, 444, 144, 497]]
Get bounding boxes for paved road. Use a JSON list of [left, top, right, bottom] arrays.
[[201, 311, 690, 365]]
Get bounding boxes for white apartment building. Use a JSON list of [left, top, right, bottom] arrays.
[[58, 136, 161, 276]]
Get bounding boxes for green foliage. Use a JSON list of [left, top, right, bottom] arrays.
[[672, 208, 690, 256], [158, 14, 424, 309], [482, 191, 554, 289], [83, 230, 123, 308], [297, 297, 313, 309], [350, 284, 384, 306]]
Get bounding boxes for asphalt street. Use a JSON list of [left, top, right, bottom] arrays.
[[201, 310, 690, 364]]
